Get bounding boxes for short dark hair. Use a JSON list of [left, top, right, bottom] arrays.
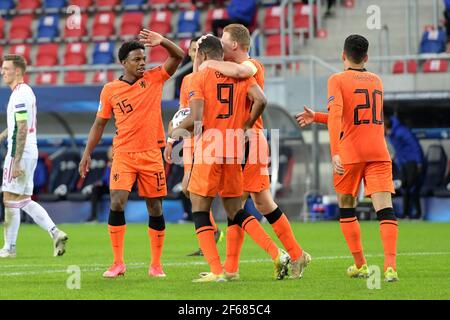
[[2, 55, 27, 74], [118, 41, 145, 63], [190, 36, 201, 45], [197, 35, 223, 59], [344, 34, 369, 64]]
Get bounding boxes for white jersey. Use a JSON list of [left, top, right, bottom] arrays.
[[6, 83, 38, 159]]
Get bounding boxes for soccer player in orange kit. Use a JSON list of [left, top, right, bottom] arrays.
[[79, 31, 184, 278], [295, 35, 398, 282]]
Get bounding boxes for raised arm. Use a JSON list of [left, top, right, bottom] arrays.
[[79, 117, 109, 178], [139, 29, 184, 76], [199, 60, 256, 79]]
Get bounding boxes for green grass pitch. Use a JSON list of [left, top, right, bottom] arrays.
[[0, 221, 449, 300]]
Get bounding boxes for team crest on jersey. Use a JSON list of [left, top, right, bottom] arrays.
[[139, 80, 146, 88], [327, 96, 335, 104], [113, 173, 119, 182]]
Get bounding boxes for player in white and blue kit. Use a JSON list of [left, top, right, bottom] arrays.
[[0, 55, 68, 258]]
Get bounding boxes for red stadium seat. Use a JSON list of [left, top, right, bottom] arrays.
[[65, 13, 88, 38], [0, 47, 3, 61], [92, 12, 116, 38], [96, 0, 119, 7], [148, 10, 173, 35], [149, 46, 168, 63], [423, 59, 449, 73], [69, 0, 93, 8], [263, 6, 284, 34], [392, 60, 417, 74], [120, 12, 144, 38], [9, 44, 32, 64], [36, 72, 58, 85], [93, 70, 115, 83], [293, 3, 317, 32], [148, 0, 171, 8], [64, 71, 86, 84], [64, 43, 88, 65], [178, 38, 191, 54], [0, 17, 4, 40], [36, 44, 59, 66], [9, 15, 34, 40], [265, 34, 289, 56], [205, 8, 229, 33], [17, 0, 41, 11]]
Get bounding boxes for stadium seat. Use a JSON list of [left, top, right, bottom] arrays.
[[263, 6, 284, 34], [293, 3, 317, 32], [420, 145, 448, 196], [0, 17, 4, 40], [96, 0, 119, 7], [123, 0, 145, 7], [177, 10, 201, 37], [67, 150, 108, 201], [69, 0, 93, 8], [265, 34, 290, 56], [178, 38, 191, 54], [37, 14, 61, 39], [120, 12, 144, 38], [433, 172, 450, 197], [92, 12, 116, 38], [419, 29, 447, 54], [205, 8, 229, 33], [423, 59, 449, 73], [0, 0, 14, 11], [37, 149, 81, 201], [44, 0, 67, 8], [9, 44, 32, 63], [149, 45, 168, 63], [36, 72, 58, 85], [0, 47, 3, 61], [9, 15, 34, 41], [64, 71, 87, 84], [64, 43, 88, 65], [148, 10, 173, 35], [148, 0, 172, 9], [65, 13, 88, 38], [17, 0, 41, 11], [93, 70, 115, 83], [93, 42, 115, 64], [392, 60, 417, 74], [36, 44, 59, 66]]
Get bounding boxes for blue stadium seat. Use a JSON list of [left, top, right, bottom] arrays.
[[123, 0, 146, 5], [44, 0, 67, 8], [420, 145, 448, 196], [419, 28, 447, 54], [93, 42, 115, 64], [0, 0, 15, 10], [37, 14, 61, 39], [177, 10, 201, 36]]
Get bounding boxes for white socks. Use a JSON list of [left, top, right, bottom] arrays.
[[21, 201, 58, 238], [3, 207, 21, 250]]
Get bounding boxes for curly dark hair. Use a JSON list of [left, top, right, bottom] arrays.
[[118, 41, 145, 63]]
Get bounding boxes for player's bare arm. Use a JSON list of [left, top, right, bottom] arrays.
[[11, 119, 27, 178], [245, 84, 267, 130], [199, 60, 254, 79], [139, 29, 184, 76], [79, 116, 109, 178]]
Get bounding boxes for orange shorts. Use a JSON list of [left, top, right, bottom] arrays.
[[243, 132, 270, 193], [333, 161, 395, 197], [188, 161, 243, 198], [110, 149, 167, 198]]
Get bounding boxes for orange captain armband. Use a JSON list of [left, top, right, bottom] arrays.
[[314, 112, 328, 125]]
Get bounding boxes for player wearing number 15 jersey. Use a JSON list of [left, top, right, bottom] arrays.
[[79, 34, 184, 279], [296, 35, 398, 282]]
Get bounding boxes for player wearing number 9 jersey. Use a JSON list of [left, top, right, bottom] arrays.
[[297, 35, 398, 282], [79, 36, 184, 279]]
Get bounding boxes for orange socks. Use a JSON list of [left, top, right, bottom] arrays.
[[224, 220, 245, 273], [339, 208, 366, 268], [377, 208, 398, 271], [193, 211, 223, 275], [265, 208, 302, 262], [108, 225, 126, 265], [234, 209, 279, 260], [148, 215, 166, 268]]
